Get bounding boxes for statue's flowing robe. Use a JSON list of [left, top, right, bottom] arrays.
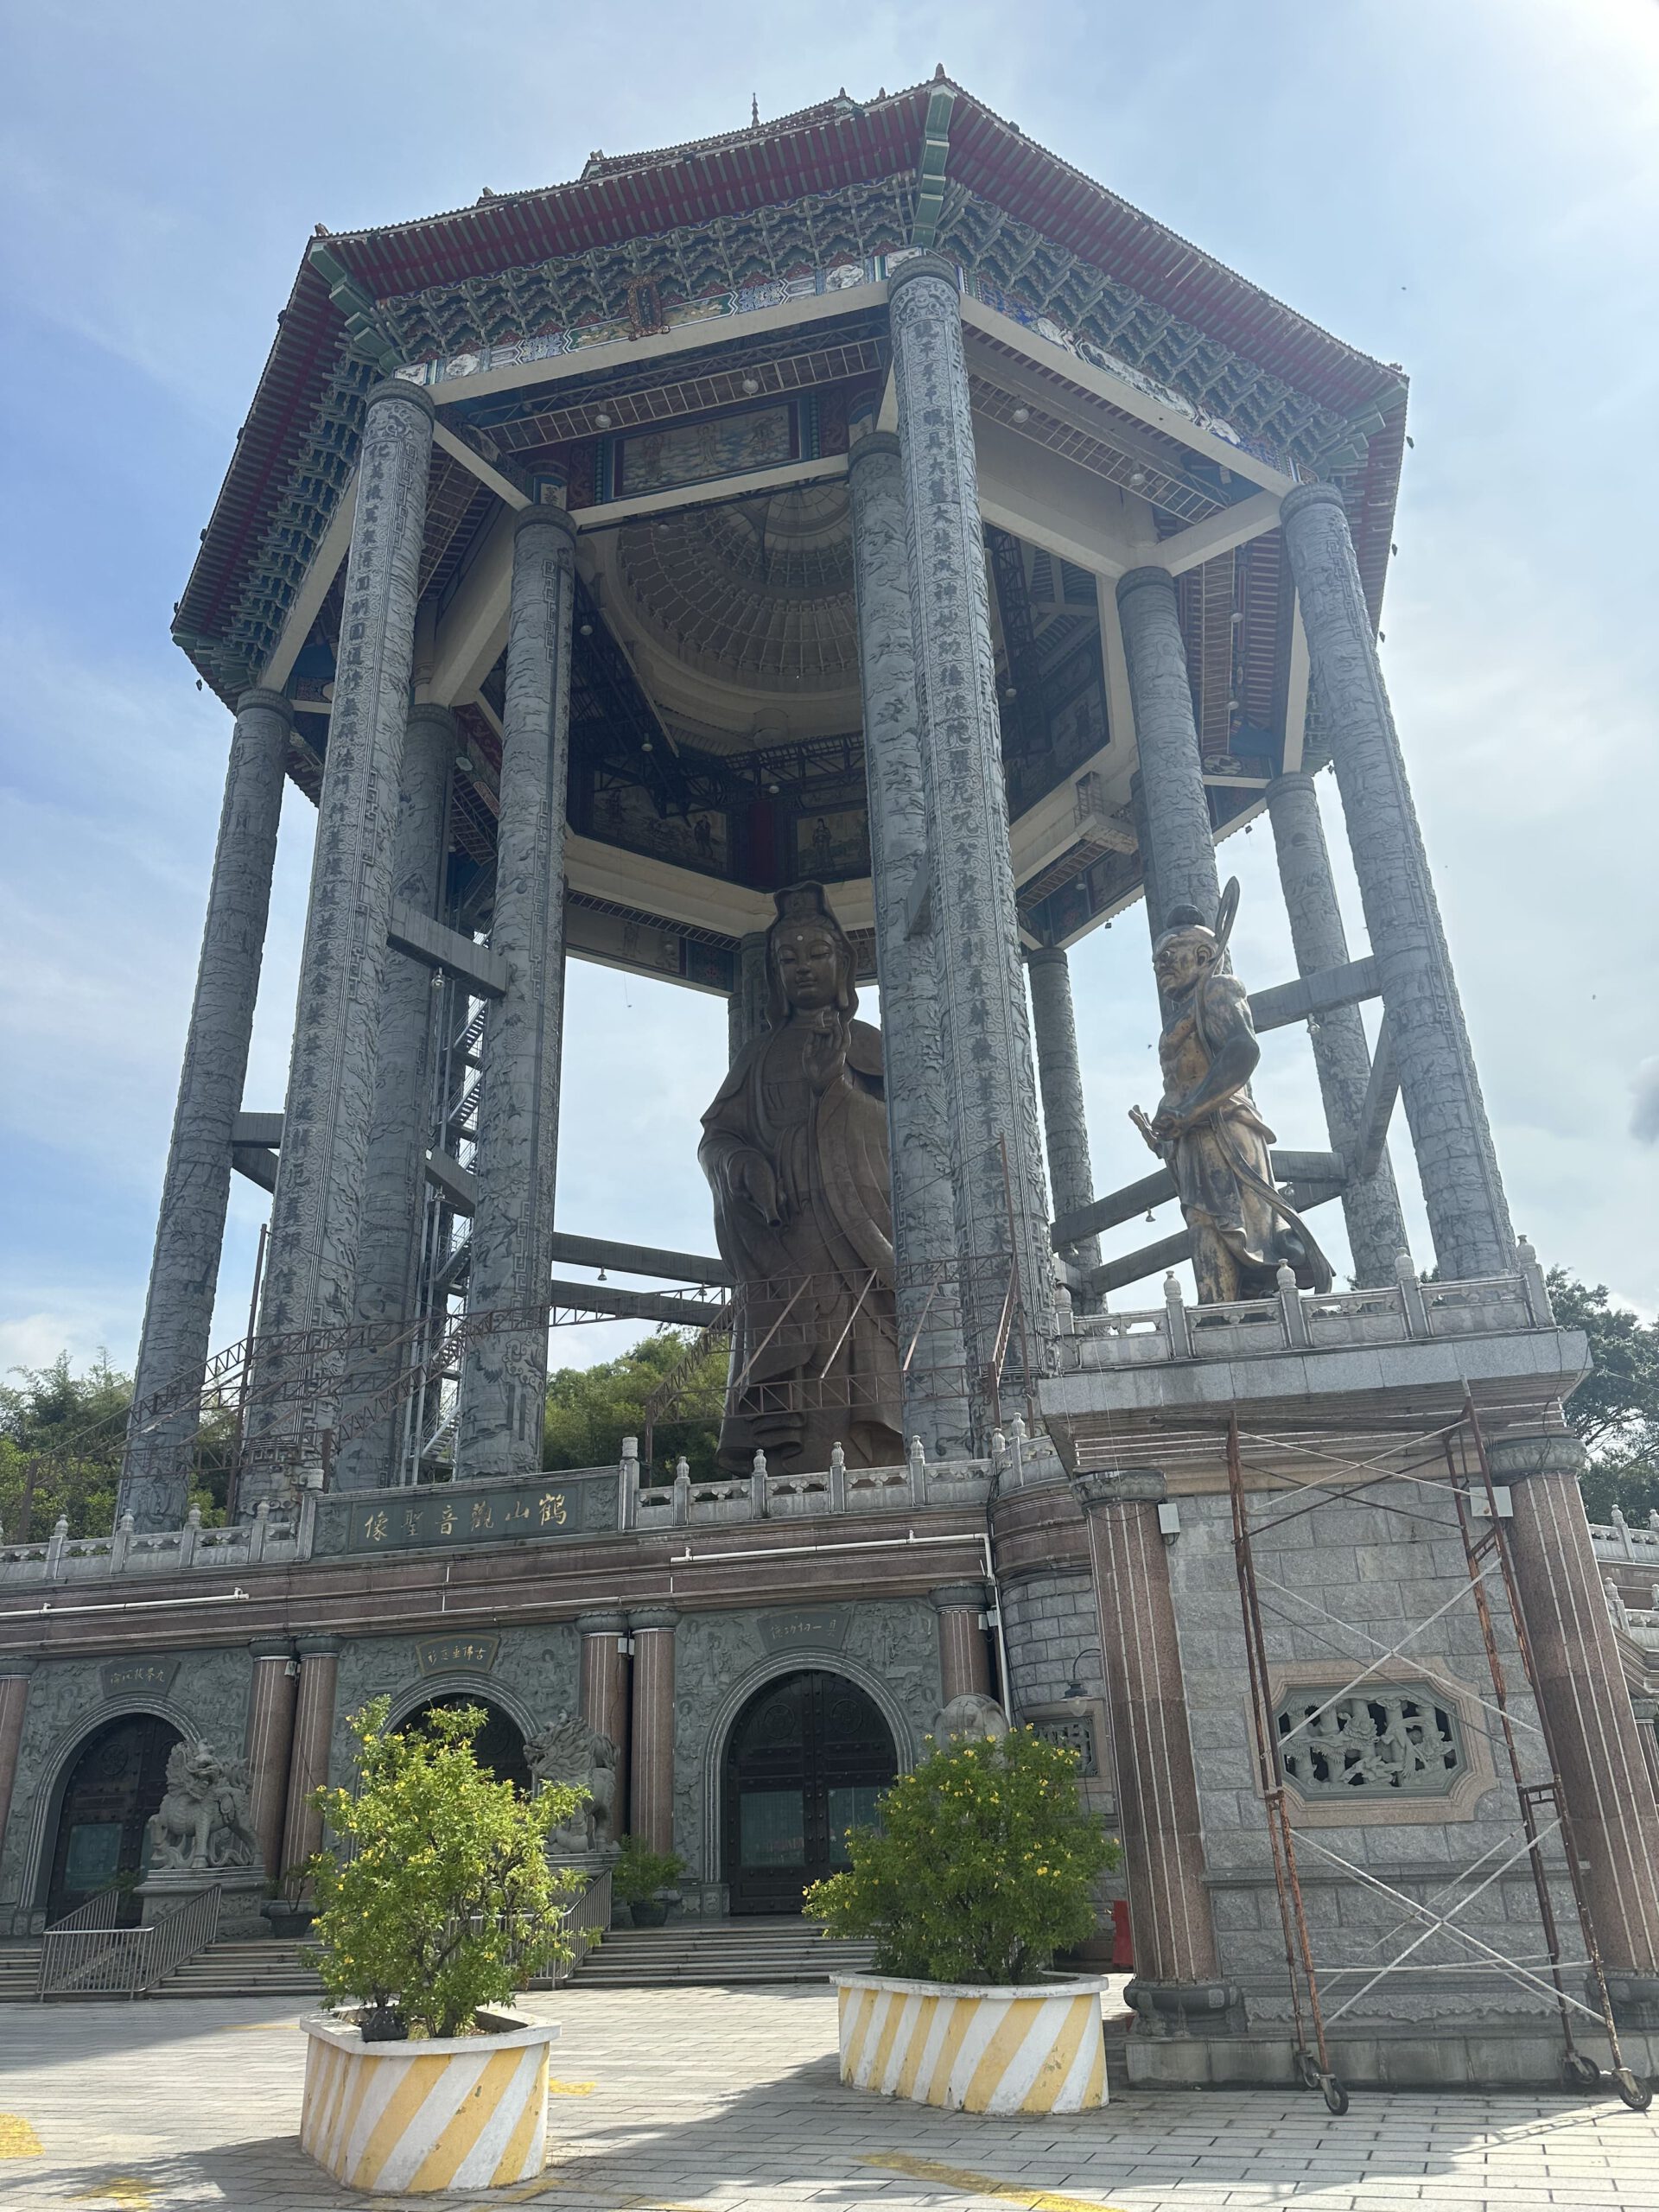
[[700, 1015, 902, 1472], [1160, 973, 1289, 1303]]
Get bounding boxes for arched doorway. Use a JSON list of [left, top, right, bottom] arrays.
[[45, 1713, 182, 1925], [723, 1669, 896, 1916], [403, 1695, 532, 1794]]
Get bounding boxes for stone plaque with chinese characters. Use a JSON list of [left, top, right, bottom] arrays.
[[99, 1656, 181, 1700], [415, 1634, 500, 1675], [312, 1469, 614, 1558], [759, 1607, 851, 1654]]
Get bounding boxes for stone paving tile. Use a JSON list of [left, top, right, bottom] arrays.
[[2, 1986, 1659, 2210]]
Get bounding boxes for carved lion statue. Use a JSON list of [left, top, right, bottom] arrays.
[[525, 1713, 617, 1854], [934, 1693, 1011, 1745], [146, 1741, 258, 1872]]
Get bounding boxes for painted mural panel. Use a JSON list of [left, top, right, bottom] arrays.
[[615, 403, 798, 499], [792, 806, 868, 880]]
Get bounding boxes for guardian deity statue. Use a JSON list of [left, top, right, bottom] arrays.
[[700, 884, 902, 1473], [1133, 881, 1333, 1306]]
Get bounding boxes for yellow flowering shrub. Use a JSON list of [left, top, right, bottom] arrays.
[[804, 1728, 1118, 1985], [308, 1697, 584, 2037]]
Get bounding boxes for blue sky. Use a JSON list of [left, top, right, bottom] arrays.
[[3, 0, 1656, 1382]]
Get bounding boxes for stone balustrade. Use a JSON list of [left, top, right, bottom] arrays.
[[0, 1436, 993, 1589], [624, 1436, 993, 1531], [0, 1500, 308, 1588], [1062, 1245, 1554, 1375]]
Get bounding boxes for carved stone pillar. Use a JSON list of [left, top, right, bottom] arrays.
[[1077, 1470, 1234, 2031], [727, 931, 770, 1066], [1265, 771, 1408, 1287], [847, 427, 972, 1455], [337, 702, 458, 1491], [280, 1635, 340, 1877], [1280, 481, 1513, 1279], [459, 504, 577, 1477], [0, 1660, 35, 1867], [887, 253, 1054, 1400], [1026, 946, 1103, 1289], [244, 1639, 298, 1878], [628, 1608, 677, 1856], [579, 1610, 630, 1839], [1116, 569, 1218, 938], [248, 380, 435, 1503], [931, 1584, 992, 1703], [1494, 1429, 1659, 2023], [120, 687, 291, 1530]]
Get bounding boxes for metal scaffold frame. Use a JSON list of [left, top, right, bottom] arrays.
[[1224, 1395, 1654, 2116]]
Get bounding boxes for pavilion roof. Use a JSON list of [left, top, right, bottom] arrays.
[[176, 72, 1407, 686]]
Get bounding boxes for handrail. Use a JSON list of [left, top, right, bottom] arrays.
[[135, 1883, 222, 1993], [36, 1884, 223, 2000], [38, 1925, 148, 1999], [43, 1883, 126, 1936]]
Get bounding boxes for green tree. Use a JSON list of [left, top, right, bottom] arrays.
[[308, 1698, 583, 2038], [1548, 1270, 1659, 1522], [0, 1352, 131, 1539], [543, 1329, 727, 1483], [0, 1351, 234, 1540], [805, 1730, 1119, 1986]]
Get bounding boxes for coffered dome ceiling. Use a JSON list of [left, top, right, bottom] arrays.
[[604, 485, 861, 712]]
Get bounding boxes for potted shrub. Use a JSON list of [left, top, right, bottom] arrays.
[[611, 1835, 685, 1929], [296, 1698, 585, 2195], [806, 1728, 1121, 2114], [260, 1866, 316, 1941]]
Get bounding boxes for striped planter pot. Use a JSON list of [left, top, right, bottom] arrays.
[[833, 1973, 1111, 2113], [299, 2012, 556, 2192]]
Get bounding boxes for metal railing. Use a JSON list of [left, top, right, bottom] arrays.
[[36, 1884, 221, 2001]]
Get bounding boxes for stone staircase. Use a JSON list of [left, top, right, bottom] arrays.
[[0, 1940, 41, 2000], [154, 1938, 323, 1998], [1, 1921, 872, 2000], [571, 1917, 875, 1989]]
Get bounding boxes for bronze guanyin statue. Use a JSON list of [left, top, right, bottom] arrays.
[[700, 885, 903, 1473]]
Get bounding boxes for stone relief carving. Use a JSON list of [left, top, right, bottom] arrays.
[[147, 1742, 258, 1871], [525, 1713, 617, 1855], [1275, 1688, 1461, 1796]]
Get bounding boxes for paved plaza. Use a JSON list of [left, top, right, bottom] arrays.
[[3, 1986, 1659, 2212]]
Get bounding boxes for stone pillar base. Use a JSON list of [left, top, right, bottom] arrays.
[[138, 1866, 267, 1942], [1124, 2023, 1659, 2094], [1605, 1973, 1659, 2031], [1124, 1976, 1246, 2037]]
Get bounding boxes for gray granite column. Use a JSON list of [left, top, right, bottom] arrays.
[[1280, 482, 1513, 1279], [727, 931, 770, 1066], [335, 703, 457, 1492], [629, 1608, 677, 1857], [1116, 569, 1218, 939], [119, 688, 291, 1530], [847, 429, 974, 1455], [457, 505, 576, 1478], [279, 1634, 340, 1877], [1266, 771, 1408, 1287], [246, 381, 435, 1502], [888, 254, 1054, 1406], [1026, 947, 1103, 1288], [1077, 1470, 1232, 2028], [0, 1661, 35, 1872], [1493, 1428, 1659, 2023]]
